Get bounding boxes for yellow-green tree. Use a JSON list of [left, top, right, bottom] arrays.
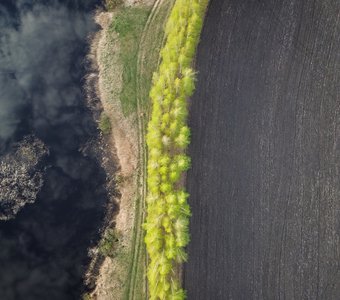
[[144, 0, 209, 299]]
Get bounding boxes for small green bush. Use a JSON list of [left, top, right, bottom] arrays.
[[98, 112, 112, 135], [82, 293, 91, 300], [98, 229, 120, 258], [105, 0, 123, 11]]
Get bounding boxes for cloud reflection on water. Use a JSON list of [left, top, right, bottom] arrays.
[[0, 1, 107, 299]]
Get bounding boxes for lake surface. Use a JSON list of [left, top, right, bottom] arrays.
[[0, 1, 108, 299]]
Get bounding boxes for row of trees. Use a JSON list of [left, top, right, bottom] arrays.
[[144, 0, 209, 299]]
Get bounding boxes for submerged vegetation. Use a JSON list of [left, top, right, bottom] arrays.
[[0, 136, 48, 220], [144, 0, 209, 298]]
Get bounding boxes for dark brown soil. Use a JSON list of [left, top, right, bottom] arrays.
[[184, 0, 340, 299]]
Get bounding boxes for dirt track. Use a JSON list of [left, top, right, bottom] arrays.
[[184, 0, 340, 299]]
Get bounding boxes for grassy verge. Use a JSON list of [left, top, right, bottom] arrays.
[[112, 7, 150, 116]]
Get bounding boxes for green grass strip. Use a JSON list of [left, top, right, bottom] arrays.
[[144, 0, 209, 299], [112, 7, 150, 116]]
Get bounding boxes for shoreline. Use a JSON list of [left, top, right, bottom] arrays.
[[83, 0, 173, 297], [84, 8, 139, 300]]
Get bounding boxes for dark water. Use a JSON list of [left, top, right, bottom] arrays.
[[0, 1, 109, 299]]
